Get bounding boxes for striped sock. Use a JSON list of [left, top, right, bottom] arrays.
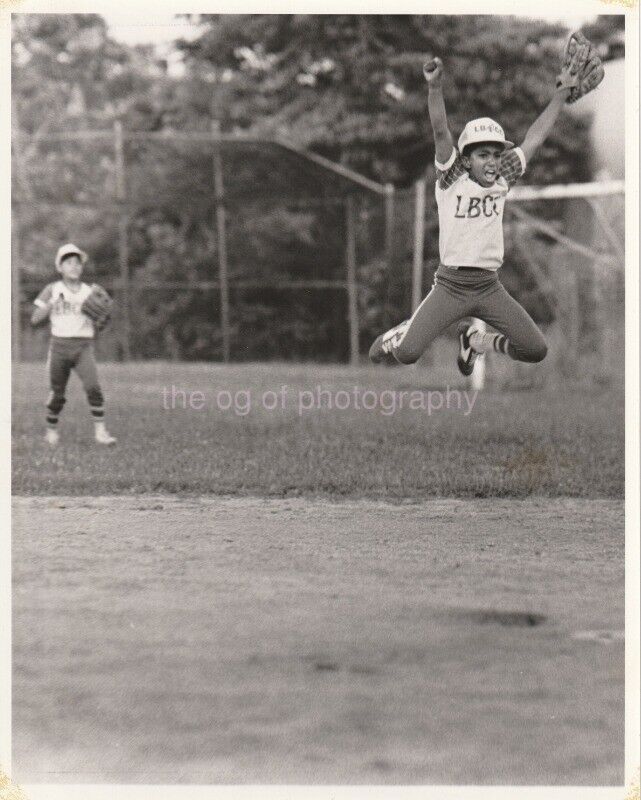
[[90, 405, 105, 421], [469, 330, 510, 356], [492, 334, 509, 355]]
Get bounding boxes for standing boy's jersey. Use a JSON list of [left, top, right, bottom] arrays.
[[34, 280, 95, 338], [435, 147, 526, 270]]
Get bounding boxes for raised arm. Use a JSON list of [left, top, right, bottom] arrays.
[[424, 58, 454, 165], [520, 87, 571, 163]]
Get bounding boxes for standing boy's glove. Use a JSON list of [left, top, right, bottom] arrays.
[[556, 31, 605, 104], [81, 284, 113, 331]]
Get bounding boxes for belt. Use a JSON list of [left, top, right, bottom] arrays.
[[441, 265, 493, 273]]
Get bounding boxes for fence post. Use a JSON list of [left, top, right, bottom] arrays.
[[12, 106, 27, 362], [383, 182, 395, 326], [555, 267, 580, 377], [412, 178, 426, 313], [113, 120, 131, 361], [212, 120, 231, 363], [12, 99, 33, 202], [345, 195, 359, 365], [12, 218, 21, 362]]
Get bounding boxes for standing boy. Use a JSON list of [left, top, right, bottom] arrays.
[[32, 243, 117, 446]]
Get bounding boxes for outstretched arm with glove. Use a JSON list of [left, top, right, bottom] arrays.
[[521, 31, 605, 163], [520, 91, 568, 163]]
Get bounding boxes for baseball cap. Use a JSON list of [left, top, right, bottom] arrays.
[[55, 243, 88, 271], [458, 117, 514, 155]]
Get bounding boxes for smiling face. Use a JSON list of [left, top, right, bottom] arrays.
[[462, 142, 504, 187], [59, 254, 84, 282]]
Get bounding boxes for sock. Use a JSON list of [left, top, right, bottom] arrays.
[[94, 420, 107, 434], [469, 329, 509, 356]]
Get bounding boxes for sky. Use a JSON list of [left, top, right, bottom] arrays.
[[103, 12, 597, 46], [102, 12, 204, 47]]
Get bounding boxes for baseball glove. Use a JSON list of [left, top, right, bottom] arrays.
[[556, 31, 605, 104], [81, 284, 113, 332]]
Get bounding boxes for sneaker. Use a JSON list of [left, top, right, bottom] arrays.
[[369, 320, 409, 365], [45, 428, 59, 447], [457, 321, 481, 376], [95, 429, 117, 445]]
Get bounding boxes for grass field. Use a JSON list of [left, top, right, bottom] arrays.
[[12, 361, 624, 498]]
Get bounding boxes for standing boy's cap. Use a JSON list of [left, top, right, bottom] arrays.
[[55, 243, 88, 271], [458, 117, 514, 155]]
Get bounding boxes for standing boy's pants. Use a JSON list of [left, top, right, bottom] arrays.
[[392, 265, 547, 365], [46, 337, 104, 423]]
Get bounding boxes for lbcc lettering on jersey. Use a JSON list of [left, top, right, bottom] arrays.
[[435, 147, 526, 269], [34, 280, 95, 338]]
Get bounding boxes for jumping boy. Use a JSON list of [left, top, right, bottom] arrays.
[[369, 55, 582, 374], [31, 243, 117, 446]]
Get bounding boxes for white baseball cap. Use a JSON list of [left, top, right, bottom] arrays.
[[458, 117, 514, 155], [55, 243, 87, 271]]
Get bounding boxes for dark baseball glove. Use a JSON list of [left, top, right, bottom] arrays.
[[556, 31, 605, 104], [81, 284, 113, 332]]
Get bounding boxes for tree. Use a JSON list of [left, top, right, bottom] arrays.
[[179, 14, 594, 186], [14, 14, 615, 361]]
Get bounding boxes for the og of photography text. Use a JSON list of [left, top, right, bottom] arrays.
[[161, 384, 478, 417]]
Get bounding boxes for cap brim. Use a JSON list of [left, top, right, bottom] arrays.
[[66, 249, 87, 263], [460, 137, 515, 153], [56, 249, 87, 269]]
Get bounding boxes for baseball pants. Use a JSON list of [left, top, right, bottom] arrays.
[[45, 337, 105, 426], [374, 265, 547, 365]]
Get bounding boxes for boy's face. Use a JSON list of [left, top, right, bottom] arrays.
[[59, 254, 83, 281], [462, 143, 504, 187]]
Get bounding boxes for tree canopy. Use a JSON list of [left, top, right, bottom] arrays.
[[178, 14, 619, 185], [13, 14, 625, 361]]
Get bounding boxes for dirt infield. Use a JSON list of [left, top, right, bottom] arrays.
[[12, 496, 624, 785]]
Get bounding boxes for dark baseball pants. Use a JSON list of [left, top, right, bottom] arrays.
[[372, 265, 547, 365], [45, 337, 105, 426]]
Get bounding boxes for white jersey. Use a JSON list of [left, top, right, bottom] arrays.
[[434, 146, 526, 270], [34, 280, 95, 338]]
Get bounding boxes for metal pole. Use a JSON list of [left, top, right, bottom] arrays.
[[564, 270, 580, 377], [12, 103, 26, 362], [412, 178, 426, 312], [345, 195, 359, 365], [383, 182, 395, 326], [12, 219, 21, 362], [113, 120, 131, 360], [12, 100, 33, 202], [212, 120, 231, 363]]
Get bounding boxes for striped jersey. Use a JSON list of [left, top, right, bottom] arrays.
[[434, 146, 526, 270], [34, 280, 95, 338]]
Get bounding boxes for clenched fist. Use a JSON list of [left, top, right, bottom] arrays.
[[423, 57, 444, 85]]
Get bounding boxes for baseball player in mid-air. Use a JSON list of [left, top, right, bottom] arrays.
[[370, 34, 604, 375], [31, 243, 117, 446]]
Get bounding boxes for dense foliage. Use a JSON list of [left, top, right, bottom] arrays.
[[13, 14, 624, 360]]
